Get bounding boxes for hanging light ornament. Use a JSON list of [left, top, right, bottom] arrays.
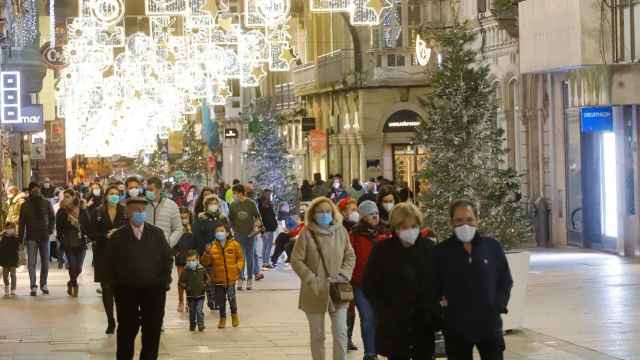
[[58, 0, 296, 157]]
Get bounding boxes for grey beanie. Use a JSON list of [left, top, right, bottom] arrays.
[[358, 200, 379, 217]]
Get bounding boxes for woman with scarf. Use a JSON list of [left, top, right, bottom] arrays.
[[56, 189, 90, 298]]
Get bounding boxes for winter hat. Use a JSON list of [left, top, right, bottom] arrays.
[[337, 197, 356, 212], [358, 200, 379, 217]]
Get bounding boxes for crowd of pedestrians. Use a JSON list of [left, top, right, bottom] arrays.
[[0, 173, 513, 360]]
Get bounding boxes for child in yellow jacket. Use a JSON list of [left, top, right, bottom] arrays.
[[201, 224, 244, 329]]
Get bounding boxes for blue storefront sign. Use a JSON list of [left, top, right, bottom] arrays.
[[13, 104, 44, 133], [581, 106, 613, 133]]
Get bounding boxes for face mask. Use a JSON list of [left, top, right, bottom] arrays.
[[186, 260, 198, 270], [455, 224, 477, 243], [131, 211, 147, 226], [128, 188, 140, 198], [208, 205, 219, 213], [348, 212, 360, 223], [93, 188, 101, 197], [333, 182, 340, 189], [145, 191, 157, 202], [315, 212, 333, 226], [398, 227, 420, 247], [44, 183, 50, 189], [107, 194, 120, 205], [215, 232, 226, 241], [383, 202, 394, 212]]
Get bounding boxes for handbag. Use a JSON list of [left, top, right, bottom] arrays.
[[309, 231, 354, 303]]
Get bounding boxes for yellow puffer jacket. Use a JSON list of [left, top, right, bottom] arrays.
[[5, 193, 26, 226], [200, 239, 244, 287]]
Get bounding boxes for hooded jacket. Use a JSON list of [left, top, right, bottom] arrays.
[[291, 220, 356, 313]]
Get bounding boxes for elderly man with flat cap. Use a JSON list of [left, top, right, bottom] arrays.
[[105, 197, 173, 360]]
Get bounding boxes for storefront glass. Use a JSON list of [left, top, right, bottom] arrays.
[[392, 144, 426, 192]]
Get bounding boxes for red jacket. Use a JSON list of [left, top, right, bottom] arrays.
[[349, 223, 392, 287]]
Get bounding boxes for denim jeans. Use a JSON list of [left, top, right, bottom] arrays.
[[65, 247, 86, 286], [27, 240, 49, 289], [188, 296, 205, 328], [254, 235, 263, 272], [215, 284, 237, 318], [354, 286, 376, 356], [261, 231, 274, 266], [237, 234, 256, 280]]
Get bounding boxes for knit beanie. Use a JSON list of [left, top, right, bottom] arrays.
[[358, 200, 379, 217]]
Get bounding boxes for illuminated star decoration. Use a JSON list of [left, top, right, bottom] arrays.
[[366, 0, 386, 17], [251, 64, 265, 79], [279, 47, 296, 63]]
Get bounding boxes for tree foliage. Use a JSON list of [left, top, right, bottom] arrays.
[[244, 98, 297, 206], [416, 21, 531, 249]]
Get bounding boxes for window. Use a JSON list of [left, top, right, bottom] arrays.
[[387, 54, 396, 66], [397, 55, 405, 66]]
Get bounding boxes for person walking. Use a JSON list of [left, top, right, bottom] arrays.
[[200, 223, 244, 329], [337, 197, 359, 352], [228, 184, 261, 291], [291, 197, 356, 360], [258, 189, 278, 269], [376, 185, 400, 230], [179, 250, 209, 332], [174, 207, 197, 313], [349, 200, 389, 359], [346, 179, 365, 202], [435, 200, 513, 360], [5, 186, 26, 269], [300, 180, 313, 202], [193, 187, 216, 216], [363, 202, 438, 360], [144, 177, 183, 247], [0, 222, 20, 297], [19, 182, 55, 296], [105, 197, 173, 360], [88, 184, 127, 334], [56, 189, 90, 297], [193, 195, 228, 255]]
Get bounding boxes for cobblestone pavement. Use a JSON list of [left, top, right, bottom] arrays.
[[0, 249, 634, 359]]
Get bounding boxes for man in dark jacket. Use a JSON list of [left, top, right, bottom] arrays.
[[105, 197, 173, 360], [435, 199, 513, 360], [19, 182, 55, 296]]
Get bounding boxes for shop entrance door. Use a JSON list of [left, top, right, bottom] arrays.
[[392, 144, 426, 193]]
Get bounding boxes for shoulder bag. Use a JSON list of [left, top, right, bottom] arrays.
[[309, 230, 354, 303]]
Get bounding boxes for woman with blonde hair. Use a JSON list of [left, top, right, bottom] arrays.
[[291, 197, 356, 360], [363, 202, 438, 360]]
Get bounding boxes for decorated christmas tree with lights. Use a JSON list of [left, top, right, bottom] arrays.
[[244, 99, 297, 206], [178, 117, 208, 181], [416, 21, 531, 248]]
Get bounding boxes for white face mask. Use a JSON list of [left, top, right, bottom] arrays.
[[398, 227, 420, 247], [128, 188, 140, 198], [92, 188, 101, 197], [383, 202, 394, 212], [455, 224, 477, 243], [208, 205, 219, 213], [348, 211, 360, 223]]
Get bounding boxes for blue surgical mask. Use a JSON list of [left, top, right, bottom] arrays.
[[107, 194, 120, 205], [315, 212, 333, 226], [145, 191, 157, 202], [131, 211, 147, 226], [186, 260, 198, 270], [215, 232, 226, 241]]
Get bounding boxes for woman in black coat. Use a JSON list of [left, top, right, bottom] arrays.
[[87, 184, 127, 334], [363, 202, 438, 360], [258, 189, 278, 268], [56, 189, 91, 298]]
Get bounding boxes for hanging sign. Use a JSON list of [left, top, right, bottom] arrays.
[[309, 129, 327, 154], [581, 106, 613, 133], [40, 42, 67, 70], [1, 71, 21, 124], [31, 142, 46, 160], [14, 105, 45, 132], [224, 128, 239, 139]]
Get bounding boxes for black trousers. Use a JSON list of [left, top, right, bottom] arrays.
[[444, 332, 505, 360], [114, 286, 166, 360], [102, 282, 115, 325]]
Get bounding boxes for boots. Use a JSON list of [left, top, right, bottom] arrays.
[[105, 320, 116, 335], [72, 285, 79, 298], [218, 318, 227, 329], [231, 313, 240, 327]]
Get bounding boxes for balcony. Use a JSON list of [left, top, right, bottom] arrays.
[[292, 49, 355, 95], [367, 49, 430, 86]]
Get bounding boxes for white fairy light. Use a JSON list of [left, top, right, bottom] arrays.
[[50, 0, 56, 47], [310, 0, 391, 26], [415, 34, 431, 66]]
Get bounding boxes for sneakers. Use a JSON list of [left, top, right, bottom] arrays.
[[231, 314, 240, 327], [218, 318, 226, 329], [247, 279, 253, 290], [41, 286, 49, 295], [238, 280, 245, 291], [255, 273, 264, 281], [30, 287, 37, 296]]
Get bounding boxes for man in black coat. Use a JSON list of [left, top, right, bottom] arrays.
[[19, 182, 55, 296], [105, 197, 173, 360], [435, 199, 513, 360]]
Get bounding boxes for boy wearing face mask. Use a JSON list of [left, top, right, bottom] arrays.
[[173, 207, 197, 313], [200, 224, 244, 329], [179, 250, 209, 332], [435, 200, 513, 360]]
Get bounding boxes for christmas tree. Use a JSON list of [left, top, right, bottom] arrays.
[[244, 98, 297, 206], [416, 21, 531, 249], [178, 116, 208, 181]]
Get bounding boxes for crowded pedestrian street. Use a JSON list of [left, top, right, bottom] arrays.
[[0, 249, 635, 360]]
